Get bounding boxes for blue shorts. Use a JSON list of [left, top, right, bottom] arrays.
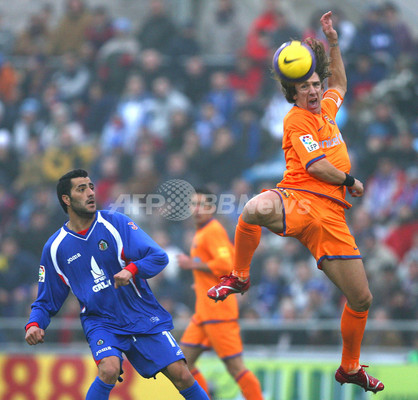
[[87, 329, 185, 378]]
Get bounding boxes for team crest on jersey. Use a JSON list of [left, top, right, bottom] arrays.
[[39, 266, 45, 282], [323, 115, 335, 125], [128, 221, 138, 230], [97, 339, 104, 345], [98, 240, 108, 251], [299, 134, 319, 152]]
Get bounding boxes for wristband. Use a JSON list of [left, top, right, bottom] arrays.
[[342, 173, 355, 187], [329, 42, 339, 48]]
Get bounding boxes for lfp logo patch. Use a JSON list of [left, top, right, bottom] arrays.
[[299, 134, 319, 152], [39, 266, 45, 282]]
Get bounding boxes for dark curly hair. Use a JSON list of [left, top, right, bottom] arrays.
[[274, 38, 331, 103]]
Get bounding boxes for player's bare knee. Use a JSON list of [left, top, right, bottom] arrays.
[[350, 291, 372, 312], [98, 358, 120, 384]]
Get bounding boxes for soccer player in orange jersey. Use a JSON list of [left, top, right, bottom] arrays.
[[177, 188, 263, 400], [208, 11, 384, 394]]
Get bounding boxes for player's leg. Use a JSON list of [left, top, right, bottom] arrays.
[[86, 330, 126, 400], [180, 321, 211, 396], [162, 360, 210, 399], [208, 190, 284, 301], [126, 331, 210, 400], [86, 356, 120, 399], [322, 258, 384, 392], [223, 356, 263, 400], [206, 321, 263, 400]]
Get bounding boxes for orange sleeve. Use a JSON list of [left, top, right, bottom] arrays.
[[287, 114, 325, 170], [322, 89, 344, 119], [201, 224, 234, 277]]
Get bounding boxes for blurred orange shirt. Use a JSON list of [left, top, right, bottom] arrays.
[[190, 219, 238, 323], [277, 89, 352, 208]]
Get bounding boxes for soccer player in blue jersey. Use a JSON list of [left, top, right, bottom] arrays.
[[25, 169, 210, 400]]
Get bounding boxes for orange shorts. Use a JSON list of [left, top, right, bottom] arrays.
[[180, 318, 243, 360], [271, 188, 361, 268]]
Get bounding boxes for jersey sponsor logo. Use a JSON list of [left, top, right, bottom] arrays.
[[128, 221, 138, 230], [98, 240, 108, 251], [299, 134, 319, 152], [176, 349, 183, 356], [91, 256, 111, 292], [96, 346, 112, 356], [318, 132, 344, 149], [67, 253, 81, 264], [39, 266, 45, 282], [150, 316, 160, 323]]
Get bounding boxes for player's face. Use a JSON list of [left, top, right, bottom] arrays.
[[190, 193, 215, 227], [293, 72, 323, 114], [67, 177, 96, 216]]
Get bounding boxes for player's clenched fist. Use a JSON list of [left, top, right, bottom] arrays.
[[114, 269, 133, 288], [25, 326, 45, 345]]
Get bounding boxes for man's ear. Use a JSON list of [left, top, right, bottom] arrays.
[[62, 194, 71, 208]]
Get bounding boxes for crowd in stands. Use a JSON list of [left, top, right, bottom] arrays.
[[0, 0, 417, 348]]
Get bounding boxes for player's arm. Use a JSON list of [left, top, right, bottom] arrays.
[[307, 158, 364, 196], [25, 244, 70, 344], [320, 11, 347, 97], [177, 254, 211, 272], [114, 214, 168, 284]]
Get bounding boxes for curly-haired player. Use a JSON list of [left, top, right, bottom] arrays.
[[208, 11, 384, 394]]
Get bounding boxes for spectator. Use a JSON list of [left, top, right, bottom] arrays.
[[13, 98, 44, 155], [200, 0, 245, 61], [382, 2, 415, 55], [138, 49, 168, 92], [194, 101, 225, 149], [136, 0, 177, 54], [83, 81, 116, 136], [48, 0, 91, 55], [0, 129, 18, 186], [0, 13, 14, 56], [245, 0, 284, 65], [362, 157, 406, 222], [228, 51, 263, 98], [256, 255, 290, 316], [181, 56, 210, 105], [148, 76, 191, 141], [98, 17, 139, 95], [167, 20, 200, 65], [0, 55, 18, 103], [52, 52, 91, 102], [84, 6, 114, 55], [14, 13, 51, 56], [205, 70, 237, 123]]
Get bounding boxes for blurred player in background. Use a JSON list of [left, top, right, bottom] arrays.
[[25, 169, 210, 400], [208, 12, 384, 394], [178, 188, 263, 400]]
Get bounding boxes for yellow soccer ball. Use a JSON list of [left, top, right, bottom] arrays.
[[273, 40, 316, 83]]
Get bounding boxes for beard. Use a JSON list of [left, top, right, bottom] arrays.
[[71, 200, 96, 218]]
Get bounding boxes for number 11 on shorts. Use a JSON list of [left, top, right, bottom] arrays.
[[162, 331, 177, 347]]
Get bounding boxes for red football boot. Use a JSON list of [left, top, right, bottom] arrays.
[[207, 274, 250, 302], [335, 365, 384, 393]]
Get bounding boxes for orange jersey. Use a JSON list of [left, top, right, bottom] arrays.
[[190, 219, 238, 323], [277, 89, 352, 208]]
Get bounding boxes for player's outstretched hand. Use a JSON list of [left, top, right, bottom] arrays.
[[114, 269, 133, 288], [320, 11, 338, 43], [25, 326, 45, 345], [348, 179, 364, 197]]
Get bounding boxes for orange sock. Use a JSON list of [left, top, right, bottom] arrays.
[[340, 303, 368, 373], [232, 215, 262, 280], [236, 369, 263, 400], [190, 368, 210, 398]]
